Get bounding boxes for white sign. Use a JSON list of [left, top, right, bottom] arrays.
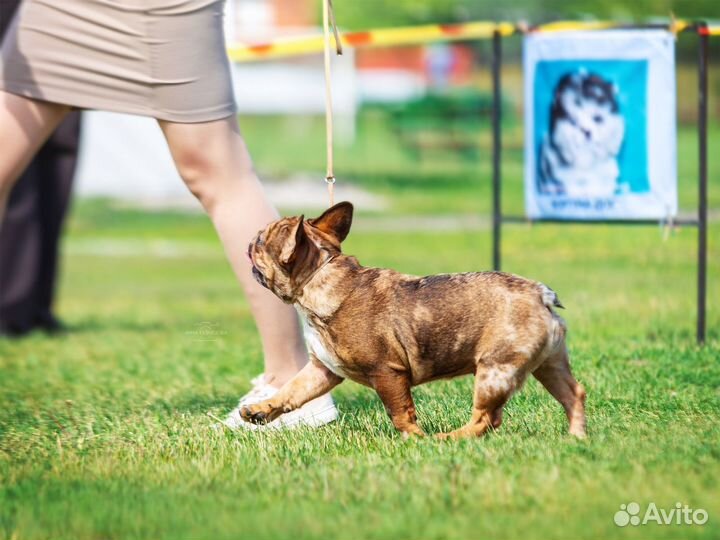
[[524, 30, 677, 220]]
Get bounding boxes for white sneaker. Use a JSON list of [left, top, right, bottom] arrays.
[[220, 374, 277, 430], [221, 374, 338, 431]]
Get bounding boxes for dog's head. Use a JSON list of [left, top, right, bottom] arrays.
[[248, 202, 354, 303], [551, 72, 621, 145]]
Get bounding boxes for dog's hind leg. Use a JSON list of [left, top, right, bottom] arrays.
[[437, 361, 523, 440], [532, 345, 586, 438], [371, 371, 425, 437]]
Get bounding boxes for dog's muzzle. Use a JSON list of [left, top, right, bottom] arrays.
[[248, 242, 269, 289], [252, 266, 269, 289]]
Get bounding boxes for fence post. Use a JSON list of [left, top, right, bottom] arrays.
[[491, 29, 503, 271], [696, 23, 709, 345]]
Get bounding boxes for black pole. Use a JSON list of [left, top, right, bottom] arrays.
[[491, 30, 502, 271], [696, 24, 709, 345]]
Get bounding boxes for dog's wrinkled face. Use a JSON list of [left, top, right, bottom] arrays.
[[248, 202, 354, 302]]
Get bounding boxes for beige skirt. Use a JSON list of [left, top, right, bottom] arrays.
[[0, 0, 236, 123]]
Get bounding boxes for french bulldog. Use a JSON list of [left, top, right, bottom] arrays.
[[242, 202, 586, 439]]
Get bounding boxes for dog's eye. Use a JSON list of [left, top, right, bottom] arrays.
[[593, 115, 603, 123]]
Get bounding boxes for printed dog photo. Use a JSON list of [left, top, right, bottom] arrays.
[[539, 70, 625, 197], [242, 202, 587, 439]]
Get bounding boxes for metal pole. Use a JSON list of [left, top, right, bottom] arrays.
[[491, 30, 502, 271], [696, 24, 709, 345]]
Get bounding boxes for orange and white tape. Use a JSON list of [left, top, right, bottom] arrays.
[[227, 19, 715, 63], [227, 22, 515, 62]]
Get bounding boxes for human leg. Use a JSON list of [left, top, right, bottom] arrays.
[[158, 116, 308, 387], [0, 91, 69, 223]]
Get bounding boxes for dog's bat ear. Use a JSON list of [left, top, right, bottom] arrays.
[[308, 202, 354, 243], [280, 215, 307, 266]]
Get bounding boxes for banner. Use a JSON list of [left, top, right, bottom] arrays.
[[524, 30, 677, 220]]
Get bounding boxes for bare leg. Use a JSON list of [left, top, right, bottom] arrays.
[[438, 362, 522, 440], [371, 371, 424, 436], [240, 358, 343, 424], [533, 347, 587, 438], [159, 116, 310, 387], [0, 91, 69, 223]]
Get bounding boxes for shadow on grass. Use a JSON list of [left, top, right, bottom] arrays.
[[0, 320, 165, 345], [149, 392, 239, 415], [63, 318, 168, 334]]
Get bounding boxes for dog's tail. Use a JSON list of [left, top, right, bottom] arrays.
[[538, 283, 567, 353], [539, 283, 565, 312]]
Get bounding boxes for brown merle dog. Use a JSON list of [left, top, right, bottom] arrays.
[[241, 202, 586, 439]]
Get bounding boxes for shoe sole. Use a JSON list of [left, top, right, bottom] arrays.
[[220, 404, 339, 431]]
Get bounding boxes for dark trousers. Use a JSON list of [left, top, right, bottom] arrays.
[[0, 115, 81, 333], [0, 0, 81, 333]]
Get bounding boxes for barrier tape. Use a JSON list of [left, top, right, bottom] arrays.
[[227, 20, 719, 62], [531, 21, 620, 33], [228, 22, 512, 62]]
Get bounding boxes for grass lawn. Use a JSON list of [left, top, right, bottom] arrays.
[[239, 115, 720, 215], [1, 114, 719, 539]]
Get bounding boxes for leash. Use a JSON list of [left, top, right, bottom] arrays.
[[322, 0, 342, 206]]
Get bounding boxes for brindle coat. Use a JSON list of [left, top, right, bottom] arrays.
[[242, 202, 586, 439]]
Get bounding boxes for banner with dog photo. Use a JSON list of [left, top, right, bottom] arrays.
[[523, 30, 677, 220]]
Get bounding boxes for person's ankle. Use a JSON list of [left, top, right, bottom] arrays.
[[263, 372, 295, 389]]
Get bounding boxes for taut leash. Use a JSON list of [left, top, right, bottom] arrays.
[[322, 0, 342, 206]]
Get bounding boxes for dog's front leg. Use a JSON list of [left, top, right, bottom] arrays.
[[371, 371, 424, 437], [240, 358, 343, 425]]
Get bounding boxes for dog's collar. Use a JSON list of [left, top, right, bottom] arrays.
[[286, 253, 338, 304]]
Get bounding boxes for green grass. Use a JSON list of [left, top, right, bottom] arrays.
[[1, 113, 719, 539], [240, 114, 720, 215]]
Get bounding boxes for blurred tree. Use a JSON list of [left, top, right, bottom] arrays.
[[328, 0, 718, 28], [326, 0, 718, 61]]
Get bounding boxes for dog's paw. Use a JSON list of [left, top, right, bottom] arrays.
[[239, 402, 281, 425]]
